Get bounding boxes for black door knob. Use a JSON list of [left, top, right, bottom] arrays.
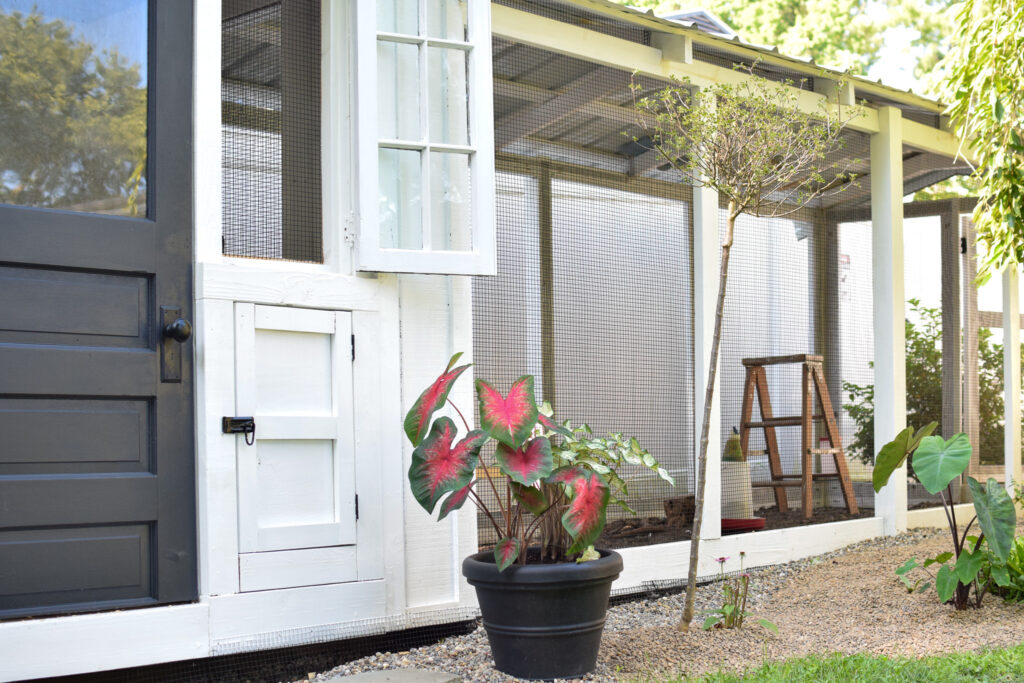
[[163, 318, 193, 343]]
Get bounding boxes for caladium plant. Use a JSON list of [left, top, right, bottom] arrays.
[[404, 353, 672, 570]]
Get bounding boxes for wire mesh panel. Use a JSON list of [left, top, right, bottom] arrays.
[[473, 43, 696, 550], [222, 0, 323, 262]]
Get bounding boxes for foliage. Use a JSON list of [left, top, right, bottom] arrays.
[[874, 430, 1017, 610], [940, 0, 1024, 283], [980, 535, 1024, 603], [844, 300, 1018, 470], [619, 0, 955, 83], [631, 66, 857, 630], [699, 553, 776, 634], [0, 9, 147, 212], [403, 353, 671, 570], [674, 645, 1024, 682]]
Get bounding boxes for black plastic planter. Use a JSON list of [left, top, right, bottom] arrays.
[[462, 549, 623, 680]]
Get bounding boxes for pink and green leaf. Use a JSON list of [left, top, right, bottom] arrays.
[[495, 436, 553, 485], [538, 413, 573, 439], [438, 482, 474, 521], [494, 537, 522, 571], [404, 357, 471, 446], [408, 417, 486, 513], [510, 481, 549, 516], [476, 376, 538, 448], [552, 467, 610, 553]]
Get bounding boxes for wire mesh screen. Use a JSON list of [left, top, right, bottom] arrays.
[[474, 44, 695, 550], [902, 213, 955, 507], [717, 133, 875, 533], [221, 0, 323, 262]]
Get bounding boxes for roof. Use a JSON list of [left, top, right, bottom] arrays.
[[658, 8, 737, 39]]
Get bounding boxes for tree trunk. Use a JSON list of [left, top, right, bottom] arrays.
[[679, 205, 737, 631]]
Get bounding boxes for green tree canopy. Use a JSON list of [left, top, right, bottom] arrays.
[[0, 8, 146, 212], [940, 0, 1024, 282]]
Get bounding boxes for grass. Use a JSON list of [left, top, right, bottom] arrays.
[[667, 644, 1024, 682]]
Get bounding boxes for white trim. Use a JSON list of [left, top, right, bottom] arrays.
[[193, 0, 222, 264], [322, 0, 353, 273], [692, 105, 721, 540], [197, 262, 381, 311], [355, 0, 496, 275], [906, 502, 974, 529], [871, 106, 907, 535], [1003, 266, 1022, 489]]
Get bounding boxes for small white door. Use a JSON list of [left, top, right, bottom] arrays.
[[234, 304, 357, 591]]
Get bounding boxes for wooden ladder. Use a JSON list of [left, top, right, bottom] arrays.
[[739, 354, 859, 519]]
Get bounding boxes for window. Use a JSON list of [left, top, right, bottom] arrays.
[[356, 0, 495, 274]]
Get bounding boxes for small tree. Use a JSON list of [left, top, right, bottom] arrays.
[[632, 70, 858, 631]]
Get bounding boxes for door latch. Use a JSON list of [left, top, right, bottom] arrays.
[[222, 416, 256, 446]]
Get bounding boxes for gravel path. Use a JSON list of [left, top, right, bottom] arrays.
[[306, 525, 1024, 682]]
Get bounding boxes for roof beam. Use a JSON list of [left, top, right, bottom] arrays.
[[493, 78, 655, 127], [829, 153, 970, 209], [494, 67, 621, 148]]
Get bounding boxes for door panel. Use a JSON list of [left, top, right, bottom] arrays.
[[0, 1, 195, 619], [235, 304, 357, 590]]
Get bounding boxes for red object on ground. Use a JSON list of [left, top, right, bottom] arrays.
[[721, 517, 766, 534]]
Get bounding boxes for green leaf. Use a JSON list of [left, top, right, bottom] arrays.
[[954, 549, 984, 585], [967, 476, 1017, 562], [658, 468, 676, 485], [923, 551, 953, 568], [895, 558, 919, 576], [911, 434, 972, 494], [873, 427, 914, 493], [917, 581, 932, 594], [995, 96, 1005, 122], [936, 564, 958, 603], [909, 422, 939, 452], [702, 616, 719, 630], [757, 618, 779, 634], [722, 604, 735, 616], [990, 563, 1011, 588]]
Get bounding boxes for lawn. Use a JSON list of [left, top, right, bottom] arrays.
[[678, 645, 1024, 682]]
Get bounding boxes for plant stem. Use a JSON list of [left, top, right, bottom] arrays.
[[468, 487, 503, 537], [948, 483, 960, 552], [941, 488, 960, 556], [680, 205, 737, 631], [447, 398, 472, 433]]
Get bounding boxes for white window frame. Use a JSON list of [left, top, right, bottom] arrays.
[[355, 0, 496, 275]]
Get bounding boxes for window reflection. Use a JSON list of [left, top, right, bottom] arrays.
[[0, 1, 147, 215]]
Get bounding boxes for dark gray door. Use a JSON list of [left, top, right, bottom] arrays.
[[0, 1, 195, 618]]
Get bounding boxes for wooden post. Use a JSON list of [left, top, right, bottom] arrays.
[[693, 170, 721, 540], [538, 163, 556, 406], [1003, 266, 1021, 489], [871, 107, 907, 535]]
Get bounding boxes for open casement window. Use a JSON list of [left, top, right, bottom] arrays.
[[356, 0, 496, 275]]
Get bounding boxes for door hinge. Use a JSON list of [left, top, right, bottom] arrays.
[[343, 211, 357, 247], [355, 494, 359, 520], [351, 334, 356, 361]]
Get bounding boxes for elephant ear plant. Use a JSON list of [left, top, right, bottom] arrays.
[[404, 353, 670, 570], [874, 425, 1017, 609]]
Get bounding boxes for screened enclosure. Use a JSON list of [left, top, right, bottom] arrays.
[[474, 0, 981, 550]]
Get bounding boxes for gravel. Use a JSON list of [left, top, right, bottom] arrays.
[[304, 525, 1024, 682]]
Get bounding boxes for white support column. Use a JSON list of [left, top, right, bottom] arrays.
[[693, 175, 721, 541], [1003, 266, 1021, 489], [871, 106, 907, 535]]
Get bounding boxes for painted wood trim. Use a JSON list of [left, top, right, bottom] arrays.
[[194, 298, 241, 597], [255, 304, 336, 333], [692, 153, 721, 539], [239, 547, 359, 592], [208, 579, 386, 643], [197, 262, 381, 311], [193, 0, 223, 264], [871, 106, 908, 535], [234, 303, 260, 553], [906, 502, 975, 529]]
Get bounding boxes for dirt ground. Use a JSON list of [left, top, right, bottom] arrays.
[[599, 525, 1024, 679]]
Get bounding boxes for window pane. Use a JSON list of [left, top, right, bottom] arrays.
[[428, 47, 469, 145], [378, 40, 421, 141], [377, 0, 418, 36], [0, 1, 147, 215], [380, 148, 422, 249], [430, 152, 471, 251], [426, 0, 466, 41]]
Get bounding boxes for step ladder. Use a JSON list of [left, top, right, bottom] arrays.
[[739, 354, 858, 519]]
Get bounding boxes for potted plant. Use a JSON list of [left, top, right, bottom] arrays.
[[721, 427, 753, 519], [403, 353, 672, 679]]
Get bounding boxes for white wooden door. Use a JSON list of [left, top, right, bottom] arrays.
[[234, 304, 358, 591]]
